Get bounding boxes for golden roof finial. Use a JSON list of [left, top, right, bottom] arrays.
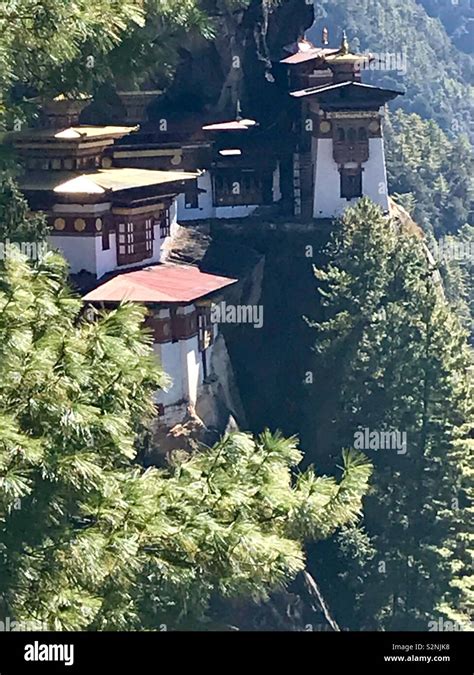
[[340, 30, 349, 55]]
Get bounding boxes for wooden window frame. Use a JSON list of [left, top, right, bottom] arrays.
[[117, 218, 155, 266], [197, 306, 214, 353], [213, 169, 263, 207], [184, 179, 199, 209], [102, 221, 110, 251], [340, 168, 363, 201], [159, 209, 171, 238]]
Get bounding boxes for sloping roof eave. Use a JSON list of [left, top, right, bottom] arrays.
[[83, 264, 238, 304]]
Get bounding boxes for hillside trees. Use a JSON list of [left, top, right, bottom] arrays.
[[311, 0, 473, 137], [306, 198, 473, 630], [437, 224, 474, 341], [385, 110, 472, 238], [417, 0, 474, 54]]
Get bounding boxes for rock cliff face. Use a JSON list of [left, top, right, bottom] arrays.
[[166, 218, 332, 458], [153, 0, 313, 120]]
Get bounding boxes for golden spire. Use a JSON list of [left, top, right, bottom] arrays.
[[340, 30, 349, 55]]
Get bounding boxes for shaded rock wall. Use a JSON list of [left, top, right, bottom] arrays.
[[151, 0, 313, 121]]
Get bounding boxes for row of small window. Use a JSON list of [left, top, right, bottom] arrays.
[[184, 172, 273, 209], [213, 171, 263, 207], [335, 126, 368, 143], [26, 156, 101, 171]]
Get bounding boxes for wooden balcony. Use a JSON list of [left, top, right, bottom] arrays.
[[333, 140, 369, 164]]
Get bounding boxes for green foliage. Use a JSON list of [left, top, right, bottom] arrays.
[[436, 225, 474, 341], [417, 0, 474, 55], [385, 110, 472, 237], [0, 0, 145, 125], [57, 0, 214, 95], [0, 252, 372, 630], [308, 198, 473, 630], [0, 0, 212, 128], [0, 173, 49, 243]]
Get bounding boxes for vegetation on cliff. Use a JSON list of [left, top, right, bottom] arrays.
[[307, 199, 473, 630]]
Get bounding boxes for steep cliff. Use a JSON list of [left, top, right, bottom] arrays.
[[149, 0, 313, 121]]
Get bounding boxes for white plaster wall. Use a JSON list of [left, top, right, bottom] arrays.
[[177, 172, 213, 221], [182, 336, 201, 405], [362, 138, 390, 212], [96, 232, 117, 279], [313, 137, 389, 219], [154, 335, 203, 408], [154, 304, 203, 408], [158, 198, 179, 260], [169, 199, 178, 237], [48, 234, 97, 275], [215, 205, 259, 218], [154, 341, 185, 406], [272, 162, 282, 203]]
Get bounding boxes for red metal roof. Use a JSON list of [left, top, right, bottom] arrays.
[[83, 264, 237, 304]]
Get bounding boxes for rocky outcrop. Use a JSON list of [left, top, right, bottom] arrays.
[[148, 0, 313, 122], [195, 332, 247, 429]]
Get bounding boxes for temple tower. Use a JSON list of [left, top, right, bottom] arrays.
[[283, 31, 403, 219]]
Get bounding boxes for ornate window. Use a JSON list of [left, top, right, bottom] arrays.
[[347, 127, 357, 144], [213, 169, 263, 206], [340, 168, 363, 200], [145, 218, 153, 256], [333, 121, 370, 164], [117, 218, 155, 266]]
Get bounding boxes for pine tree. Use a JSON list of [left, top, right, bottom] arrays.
[[0, 249, 372, 630], [384, 109, 472, 237], [437, 225, 474, 343], [0, 173, 49, 244], [307, 198, 473, 630]]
